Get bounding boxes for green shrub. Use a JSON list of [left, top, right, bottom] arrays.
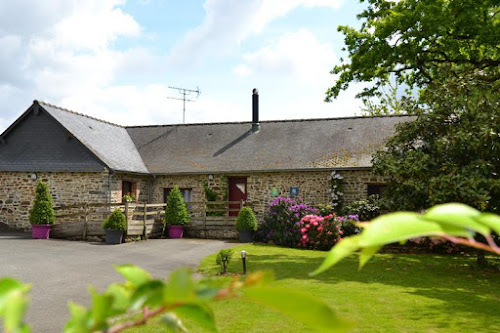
[[342, 195, 384, 221], [203, 181, 225, 217], [29, 181, 55, 225], [102, 209, 127, 231], [215, 249, 233, 273], [315, 204, 335, 216], [235, 207, 258, 232], [164, 186, 190, 227]]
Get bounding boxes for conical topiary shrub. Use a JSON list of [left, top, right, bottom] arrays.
[[235, 207, 257, 243], [29, 181, 56, 239], [29, 181, 55, 225], [164, 186, 190, 238]]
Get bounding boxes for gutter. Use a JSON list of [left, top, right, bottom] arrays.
[[149, 166, 373, 177]]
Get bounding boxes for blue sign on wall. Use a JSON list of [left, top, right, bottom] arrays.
[[290, 187, 299, 196]]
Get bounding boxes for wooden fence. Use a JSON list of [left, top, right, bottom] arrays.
[[51, 200, 248, 241]]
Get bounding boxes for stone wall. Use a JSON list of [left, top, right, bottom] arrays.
[[152, 174, 207, 217], [110, 173, 152, 204], [341, 169, 387, 203], [0, 168, 386, 234], [0, 170, 110, 230], [152, 169, 386, 228]]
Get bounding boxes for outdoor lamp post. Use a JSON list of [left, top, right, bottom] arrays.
[[241, 250, 246, 275]]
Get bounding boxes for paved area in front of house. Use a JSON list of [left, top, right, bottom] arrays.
[[0, 233, 234, 332]]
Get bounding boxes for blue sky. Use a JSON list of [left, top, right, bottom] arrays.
[[0, 0, 368, 132]]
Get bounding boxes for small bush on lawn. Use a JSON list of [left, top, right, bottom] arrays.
[[255, 197, 319, 248], [103, 209, 127, 231], [235, 207, 258, 232], [29, 181, 55, 225], [215, 249, 233, 273], [164, 186, 190, 227]]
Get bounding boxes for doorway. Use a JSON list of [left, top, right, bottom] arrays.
[[228, 177, 247, 216]]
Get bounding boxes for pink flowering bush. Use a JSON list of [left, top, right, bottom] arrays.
[[298, 214, 344, 251]]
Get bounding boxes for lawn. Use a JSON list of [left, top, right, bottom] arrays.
[[126, 244, 500, 332]]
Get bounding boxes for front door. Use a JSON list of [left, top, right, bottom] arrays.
[[228, 178, 247, 216]]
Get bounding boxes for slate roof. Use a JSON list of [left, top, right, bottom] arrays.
[[37, 101, 150, 174], [126, 115, 415, 174], [2, 100, 415, 175]]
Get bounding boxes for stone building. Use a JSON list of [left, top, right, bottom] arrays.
[[0, 95, 414, 231]]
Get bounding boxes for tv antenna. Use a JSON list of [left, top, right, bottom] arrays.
[[167, 86, 201, 123]]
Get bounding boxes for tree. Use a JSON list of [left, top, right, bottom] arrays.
[[361, 81, 421, 115], [372, 80, 500, 213], [326, 0, 500, 102]]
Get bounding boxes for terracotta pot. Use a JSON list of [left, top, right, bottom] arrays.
[[168, 225, 184, 238], [32, 224, 52, 239]]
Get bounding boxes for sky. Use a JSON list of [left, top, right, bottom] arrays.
[[0, 0, 367, 132]]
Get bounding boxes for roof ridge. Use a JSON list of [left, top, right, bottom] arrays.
[[125, 114, 416, 129], [36, 100, 123, 128]]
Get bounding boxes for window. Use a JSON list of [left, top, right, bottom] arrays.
[[164, 188, 193, 207], [122, 181, 136, 202], [367, 184, 387, 198]]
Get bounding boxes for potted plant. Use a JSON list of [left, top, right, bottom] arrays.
[[102, 209, 127, 244], [235, 207, 258, 243], [29, 181, 56, 239], [164, 186, 190, 238]]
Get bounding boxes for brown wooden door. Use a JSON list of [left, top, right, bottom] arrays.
[[228, 178, 247, 216]]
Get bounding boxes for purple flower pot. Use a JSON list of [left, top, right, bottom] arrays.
[[168, 225, 184, 238], [32, 224, 52, 239]]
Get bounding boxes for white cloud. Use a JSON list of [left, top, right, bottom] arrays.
[[170, 0, 343, 65], [51, 1, 140, 51], [0, 0, 362, 135], [233, 29, 335, 83], [0, 0, 146, 132]]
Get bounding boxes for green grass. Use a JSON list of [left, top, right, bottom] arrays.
[[127, 244, 500, 332]]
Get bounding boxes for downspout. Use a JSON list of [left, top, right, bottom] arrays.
[[149, 174, 156, 203], [108, 169, 115, 208]]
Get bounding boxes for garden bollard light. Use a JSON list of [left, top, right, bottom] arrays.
[[241, 250, 246, 275]]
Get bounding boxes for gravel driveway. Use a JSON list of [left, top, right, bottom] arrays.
[[0, 233, 233, 332]]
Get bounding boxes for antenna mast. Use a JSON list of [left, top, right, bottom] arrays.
[[167, 86, 201, 123]]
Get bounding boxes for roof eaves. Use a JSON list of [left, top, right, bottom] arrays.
[[150, 166, 372, 176]]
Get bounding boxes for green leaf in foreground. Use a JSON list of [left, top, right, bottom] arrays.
[[244, 287, 353, 333], [115, 264, 152, 287], [130, 280, 165, 310], [359, 245, 382, 269], [359, 212, 469, 248], [174, 303, 217, 332], [423, 203, 489, 236], [164, 269, 195, 303], [64, 302, 91, 333], [0, 278, 25, 314], [310, 235, 362, 276], [474, 213, 500, 236], [4, 289, 29, 333]]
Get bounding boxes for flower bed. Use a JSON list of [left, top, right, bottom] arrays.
[[256, 197, 359, 250]]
